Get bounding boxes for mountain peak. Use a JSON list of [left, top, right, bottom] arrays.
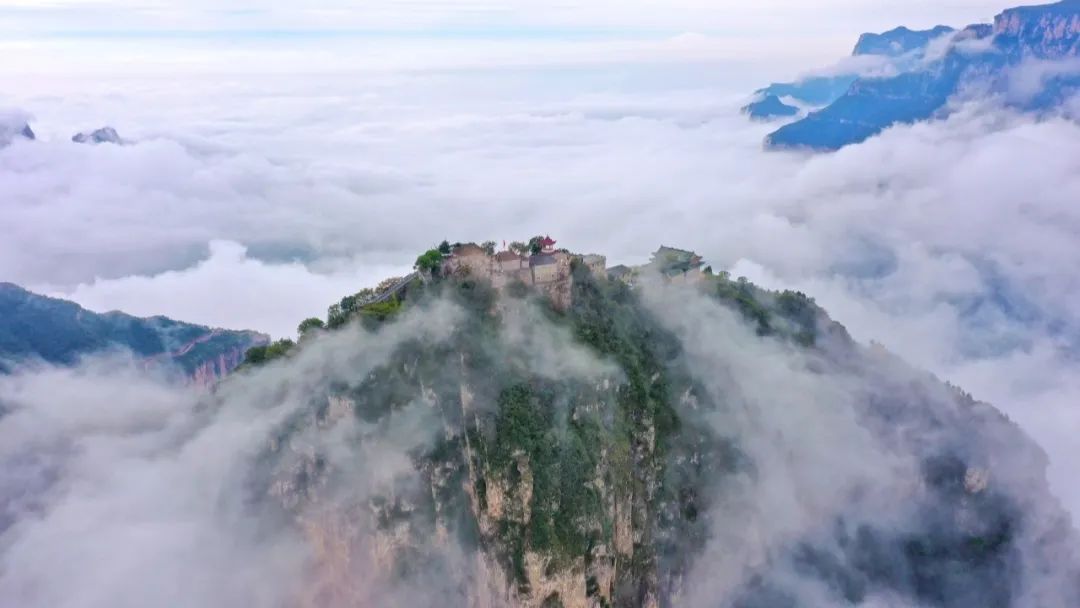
[[0, 109, 35, 147], [853, 24, 955, 56], [742, 94, 800, 120], [72, 126, 124, 145]]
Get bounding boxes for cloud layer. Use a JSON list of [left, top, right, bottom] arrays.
[[2, 12, 1080, 524]]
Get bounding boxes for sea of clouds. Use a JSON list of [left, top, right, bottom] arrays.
[[1, 0, 1078, 558]]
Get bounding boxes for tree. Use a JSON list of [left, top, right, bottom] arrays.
[[243, 345, 268, 365], [438, 240, 452, 255], [704, 266, 714, 276], [243, 338, 295, 366], [266, 338, 295, 359], [297, 317, 325, 338], [527, 236, 546, 256], [415, 249, 444, 276], [509, 241, 528, 255], [481, 241, 497, 255]]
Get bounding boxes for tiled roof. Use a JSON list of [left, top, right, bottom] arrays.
[[652, 246, 704, 271]]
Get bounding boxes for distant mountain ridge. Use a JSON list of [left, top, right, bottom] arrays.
[[753, 0, 1080, 150], [744, 25, 958, 121], [853, 25, 956, 56], [0, 283, 268, 383]]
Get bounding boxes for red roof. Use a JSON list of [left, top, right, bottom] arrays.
[[540, 236, 556, 247]]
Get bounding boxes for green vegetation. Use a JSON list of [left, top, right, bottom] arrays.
[[297, 317, 325, 338], [482, 241, 497, 255], [327, 294, 360, 329], [358, 296, 403, 326], [483, 381, 605, 579], [775, 290, 818, 347], [415, 249, 444, 276], [527, 236, 546, 255], [242, 338, 295, 366], [709, 275, 821, 345], [714, 276, 773, 335]]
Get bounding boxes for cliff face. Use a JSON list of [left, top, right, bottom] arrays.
[[252, 265, 1080, 607], [175, 343, 256, 388], [764, 1, 1080, 151], [996, 0, 1080, 58]]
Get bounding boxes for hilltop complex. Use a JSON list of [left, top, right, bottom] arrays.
[[439, 237, 706, 309]]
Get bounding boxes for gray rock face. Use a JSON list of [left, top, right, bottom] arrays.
[[72, 126, 124, 145], [0, 110, 35, 147]]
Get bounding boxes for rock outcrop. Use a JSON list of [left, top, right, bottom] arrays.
[[72, 126, 124, 145], [0, 110, 35, 147]]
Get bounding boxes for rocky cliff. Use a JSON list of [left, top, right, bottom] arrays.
[[996, 0, 1080, 58], [240, 261, 1080, 607], [761, 0, 1080, 150]]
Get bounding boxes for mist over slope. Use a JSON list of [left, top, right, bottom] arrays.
[[1, 263, 1075, 607], [0, 282, 268, 382]]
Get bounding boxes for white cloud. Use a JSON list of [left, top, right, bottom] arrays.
[[0, 301, 469, 607], [2, 7, 1080, 525], [44, 241, 412, 340], [0, 1, 1007, 79]]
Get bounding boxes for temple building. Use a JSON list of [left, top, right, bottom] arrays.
[[650, 246, 705, 283], [538, 236, 557, 254], [437, 237, 704, 311]]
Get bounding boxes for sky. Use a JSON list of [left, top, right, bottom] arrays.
[[3, 1, 1008, 77], [2, 0, 1079, 545]]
